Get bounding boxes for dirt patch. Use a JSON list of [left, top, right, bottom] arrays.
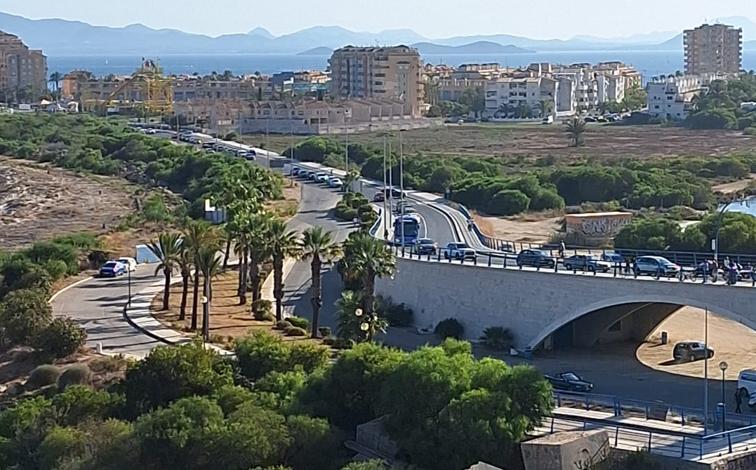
[[636, 307, 756, 380], [473, 211, 562, 244], [248, 124, 756, 162], [712, 174, 756, 194], [0, 157, 138, 251], [265, 181, 301, 219], [150, 269, 323, 349]]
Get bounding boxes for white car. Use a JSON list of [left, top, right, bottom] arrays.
[[328, 177, 343, 188], [116, 257, 138, 272], [314, 173, 328, 183], [738, 370, 756, 408], [443, 242, 477, 260]]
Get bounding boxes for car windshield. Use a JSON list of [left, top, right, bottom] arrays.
[[457, 243, 469, 249], [562, 372, 580, 381], [418, 239, 433, 244], [103, 262, 117, 268]]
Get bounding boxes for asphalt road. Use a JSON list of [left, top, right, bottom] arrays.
[[52, 267, 162, 358]]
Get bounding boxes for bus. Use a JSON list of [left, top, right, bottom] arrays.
[[393, 214, 421, 246]]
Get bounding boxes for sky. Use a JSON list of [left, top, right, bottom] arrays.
[[1, 0, 755, 39]]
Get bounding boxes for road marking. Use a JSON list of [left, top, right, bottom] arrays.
[[49, 275, 94, 304]]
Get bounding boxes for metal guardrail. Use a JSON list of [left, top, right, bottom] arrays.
[[551, 391, 756, 460]]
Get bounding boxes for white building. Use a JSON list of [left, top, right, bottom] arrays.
[[484, 77, 558, 118], [646, 74, 723, 120]]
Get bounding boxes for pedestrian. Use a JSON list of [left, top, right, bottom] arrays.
[[624, 257, 631, 275], [735, 390, 743, 414], [559, 241, 566, 259]]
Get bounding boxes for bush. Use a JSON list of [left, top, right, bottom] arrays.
[[58, 364, 93, 390], [285, 326, 307, 337], [378, 298, 414, 327], [289, 342, 330, 373], [0, 287, 53, 345], [27, 364, 61, 389], [286, 316, 310, 330], [33, 317, 87, 359], [235, 332, 292, 380], [252, 299, 274, 321], [480, 327, 515, 351], [318, 327, 332, 337], [434, 318, 464, 339], [487, 189, 530, 216], [274, 320, 293, 330]]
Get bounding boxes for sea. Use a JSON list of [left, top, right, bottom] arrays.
[[47, 49, 756, 80]]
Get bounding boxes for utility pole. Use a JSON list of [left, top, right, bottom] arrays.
[[382, 133, 388, 240], [704, 306, 709, 434], [344, 120, 349, 171], [399, 129, 405, 252]]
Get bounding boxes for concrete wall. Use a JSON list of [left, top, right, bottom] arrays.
[[376, 258, 756, 350]]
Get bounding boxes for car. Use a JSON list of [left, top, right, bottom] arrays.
[[737, 370, 756, 408], [516, 249, 555, 268], [307, 171, 319, 180], [563, 255, 612, 273], [545, 372, 594, 393], [116, 257, 137, 272], [601, 251, 624, 264], [373, 192, 385, 202], [584, 116, 597, 123], [291, 167, 301, 176], [315, 173, 330, 183], [673, 341, 714, 362], [633, 256, 680, 276], [99, 261, 126, 278], [328, 177, 343, 188], [443, 242, 476, 260], [413, 238, 438, 255]]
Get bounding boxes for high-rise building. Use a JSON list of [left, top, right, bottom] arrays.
[[684, 24, 742, 75], [329, 45, 423, 116], [0, 31, 47, 101]]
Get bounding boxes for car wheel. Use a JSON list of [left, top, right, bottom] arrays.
[[564, 263, 572, 270], [588, 266, 595, 272], [688, 353, 695, 362]]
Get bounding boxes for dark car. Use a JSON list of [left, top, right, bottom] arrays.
[[545, 372, 594, 393], [516, 249, 555, 268], [413, 238, 438, 255], [563, 255, 612, 273], [673, 341, 714, 362], [373, 192, 385, 202], [290, 167, 301, 176], [99, 261, 126, 278], [633, 256, 680, 276]]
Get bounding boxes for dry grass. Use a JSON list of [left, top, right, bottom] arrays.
[[150, 268, 323, 349], [265, 181, 301, 219]]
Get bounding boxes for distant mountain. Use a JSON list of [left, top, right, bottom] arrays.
[[571, 31, 678, 45], [248, 27, 274, 40], [297, 46, 333, 56], [412, 41, 531, 55]]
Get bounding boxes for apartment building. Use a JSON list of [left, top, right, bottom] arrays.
[[0, 31, 47, 101], [329, 45, 424, 116], [173, 77, 272, 102], [646, 74, 723, 120], [684, 24, 742, 75], [484, 76, 558, 117]]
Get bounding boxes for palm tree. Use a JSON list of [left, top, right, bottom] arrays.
[[301, 227, 341, 338], [49, 71, 62, 100], [267, 219, 302, 322], [182, 221, 220, 331], [195, 247, 223, 342], [538, 100, 554, 118], [176, 244, 193, 321], [341, 232, 395, 326], [146, 233, 183, 311], [248, 213, 274, 304], [343, 168, 360, 193], [565, 117, 587, 147]]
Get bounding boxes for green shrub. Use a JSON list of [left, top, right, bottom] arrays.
[[487, 189, 530, 216], [33, 317, 87, 359], [289, 342, 330, 373], [252, 299, 274, 321], [27, 365, 61, 389], [434, 318, 464, 340], [235, 332, 292, 380], [274, 320, 292, 330], [318, 327, 332, 337], [0, 287, 53, 345], [285, 326, 307, 337], [58, 364, 93, 390], [377, 297, 414, 327], [334, 202, 358, 221], [286, 316, 310, 330], [480, 327, 515, 351]]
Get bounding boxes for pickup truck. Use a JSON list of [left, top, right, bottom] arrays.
[[545, 372, 593, 393]]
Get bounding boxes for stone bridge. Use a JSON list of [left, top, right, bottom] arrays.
[[376, 257, 756, 351]]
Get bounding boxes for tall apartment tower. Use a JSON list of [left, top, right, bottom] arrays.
[[329, 45, 423, 116], [684, 24, 742, 75], [0, 31, 47, 102]]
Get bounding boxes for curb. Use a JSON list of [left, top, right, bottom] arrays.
[[49, 275, 94, 304]]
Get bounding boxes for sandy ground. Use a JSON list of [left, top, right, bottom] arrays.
[[0, 157, 137, 251], [637, 307, 756, 381], [473, 211, 562, 244], [712, 174, 756, 194]]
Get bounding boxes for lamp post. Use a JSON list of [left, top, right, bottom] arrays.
[[704, 306, 709, 434], [127, 267, 132, 307], [399, 128, 406, 252], [201, 295, 209, 342], [720, 361, 729, 431], [382, 133, 389, 240]]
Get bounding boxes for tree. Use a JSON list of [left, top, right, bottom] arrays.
[[48, 72, 63, 100], [0, 287, 52, 346], [538, 100, 554, 118], [487, 189, 530, 216], [268, 219, 302, 322], [458, 87, 485, 117], [146, 232, 183, 311], [182, 221, 220, 331], [340, 233, 395, 334], [301, 227, 341, 338], [176, 244, 193, 321], [565, 117, 587, 147], [248, 213, 274, 303], [195, 247, 223, 341]]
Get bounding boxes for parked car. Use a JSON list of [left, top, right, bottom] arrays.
[[413, 238, 438, 255], [303, 170, 316, 179], [373, 192, 385, 202], [563, 255, 612, 273], [99, 261, 126, 278], [737, 370, 756, 408], [601, 251, 624, 264], [307, 171, 319, 180], [633, 256, 680, 276], [673, 341, 714, 362], [545, 372, 594, 393], [290, 167, 301, 176], [516, 249, 555, 268], [315, 173, 329, 183], [328, 177, 343, 188], [443, 242, 476, 260], [116, 257, 137, 272]]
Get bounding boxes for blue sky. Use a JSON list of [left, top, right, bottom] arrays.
[[2, 0, 754, 38]]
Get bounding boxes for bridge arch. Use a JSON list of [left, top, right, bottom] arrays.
[[527, 294, 754, 351]]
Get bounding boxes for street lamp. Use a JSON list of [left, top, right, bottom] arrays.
[[720, 361, 729, 431], [201, 295, 209, 342], [127, 266, 132, 307]]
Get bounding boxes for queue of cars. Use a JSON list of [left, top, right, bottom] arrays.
[[291, 166, 346, 190]]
